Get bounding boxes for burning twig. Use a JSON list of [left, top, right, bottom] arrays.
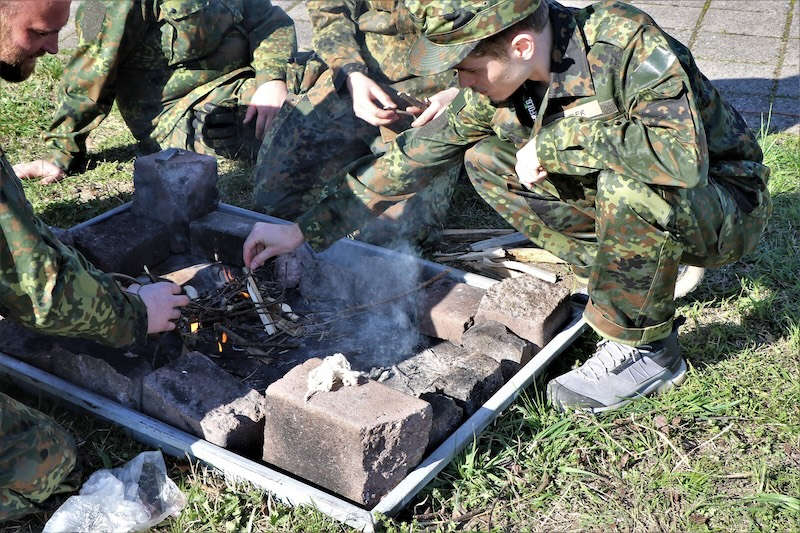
[[177, 266, 306, 360], [244, 267, 278, 335]]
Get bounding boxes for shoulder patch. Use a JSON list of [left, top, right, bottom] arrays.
[[78, 0, 107, 43], [449, 88, 469, 114]]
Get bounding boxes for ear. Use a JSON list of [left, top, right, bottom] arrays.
[[509, 33, 535, 61]]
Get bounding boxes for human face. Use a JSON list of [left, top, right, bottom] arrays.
[[0, 0, 70, 82], [456, 52, 531, 103]]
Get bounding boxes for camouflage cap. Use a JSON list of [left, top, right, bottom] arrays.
[[407, 0, 542, 75]]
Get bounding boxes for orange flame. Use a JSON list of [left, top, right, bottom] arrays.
[[221, 332, 228, 344], [217, 342, 223, 353], [241, 292, 250, 299], [190, 322, 199, 333]]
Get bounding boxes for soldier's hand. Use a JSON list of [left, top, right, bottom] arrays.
[[243, 222, 305, 270], [243, 79, 288, 139], [192, 103, 240, 154], [515, 138, 548, 188], [346, 71, 399, 126], [13, 160, 66, 185], [411, 87, 460, 128], [128, 282, 190, 334]]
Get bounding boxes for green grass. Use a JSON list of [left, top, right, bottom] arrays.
[[1, 52, 799, 532]]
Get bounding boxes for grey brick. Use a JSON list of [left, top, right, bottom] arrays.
[[132, 149, 219, 253], [143, 352, 266, 454], [70, 210, 171, 276], [189, 210, 254, 266], [263, 358, 432, 506], [417, 279, 485, 344], [474, 276, 571, 350]]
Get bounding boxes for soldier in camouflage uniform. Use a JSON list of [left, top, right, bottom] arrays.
[[242, 0, 772, 412], [14, 0, 297, 184], [1, 0, 189, 520], [252, 0, 464, 246]]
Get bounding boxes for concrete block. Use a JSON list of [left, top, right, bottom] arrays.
[[0, 319, 57, 373], [189, 210, 253, 266], [462, 320, 534, 366], [263, 358, 432, 506], [69, 210, 171, 276], [132, 149, 219, 252], [474, 275, 571, 349], [0, 320, 152, 408], [49, 346, 151, 409], [420, 392, 463, 449], [417, 279, 485, 343], [142, 352, 266, 454], [273, 246, 314, 290], [692, 33, 781, 65], [701, 7, 789, 38], [695, 59, 775, 97], [383, 341, 505, 416], [48, 226, 74, 247]]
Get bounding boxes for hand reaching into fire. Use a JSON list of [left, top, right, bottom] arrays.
[[243, 222, 306, 270], [126, 282, 190, 334]]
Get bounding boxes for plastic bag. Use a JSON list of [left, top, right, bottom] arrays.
[[43, 451, 187, 533]]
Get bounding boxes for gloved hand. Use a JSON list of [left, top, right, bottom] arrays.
[[191, 102, 242, 155]]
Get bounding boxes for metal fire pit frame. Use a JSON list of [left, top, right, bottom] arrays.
[[0, 202, 588, 531]]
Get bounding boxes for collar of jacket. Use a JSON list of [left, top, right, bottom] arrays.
[[545, 2, 595, 100]]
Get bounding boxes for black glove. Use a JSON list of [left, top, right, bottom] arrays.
[[191, 102, 242, 155]]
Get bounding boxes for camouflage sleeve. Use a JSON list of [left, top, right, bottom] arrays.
[[536, 26, 707, 188], [306, 0, 369, 87], [296, 89, 494, 250], [43, 0, 137, 172], [243, 0, 297, 86], [0, 156, 147, 348]]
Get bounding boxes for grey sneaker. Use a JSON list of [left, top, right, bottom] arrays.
[[547, 324, 687, 413], [674, 265, 705, 299]]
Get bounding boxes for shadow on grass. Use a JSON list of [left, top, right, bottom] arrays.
[[71, 142, 144, 172], [676, 188, 800, 368], [38, 193, 133, 229]]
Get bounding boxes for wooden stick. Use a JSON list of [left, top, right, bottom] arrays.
[[470, 232, 530, 251], [505, 248, 567, 264], [438, 248, 506, 262], [483, 258, 558, 283], [244, 269, 277, 335], [442, 228, 515, 237], [463, 261, 521, 280]]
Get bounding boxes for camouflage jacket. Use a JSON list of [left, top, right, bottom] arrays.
[[0, 148, 147, 347], [297, 0, 768, 250], [45, 0, 297, 171], [308, 0, 453, 90]]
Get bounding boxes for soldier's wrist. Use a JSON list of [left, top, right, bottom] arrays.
[[334, 62, 369, 92]]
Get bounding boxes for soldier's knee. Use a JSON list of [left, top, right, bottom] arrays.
[[464, 137, 516, 185], [0, 395, 77, 506], [596, 171, 674, 231]]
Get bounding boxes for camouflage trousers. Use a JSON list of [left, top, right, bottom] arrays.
[[122, 68, 259, 161], [0, 392, 77, 521], [465, 137, 772, 345], [253, 69, 460, 247]]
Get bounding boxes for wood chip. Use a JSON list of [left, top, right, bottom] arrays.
[[484, 258, 557, 283]]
